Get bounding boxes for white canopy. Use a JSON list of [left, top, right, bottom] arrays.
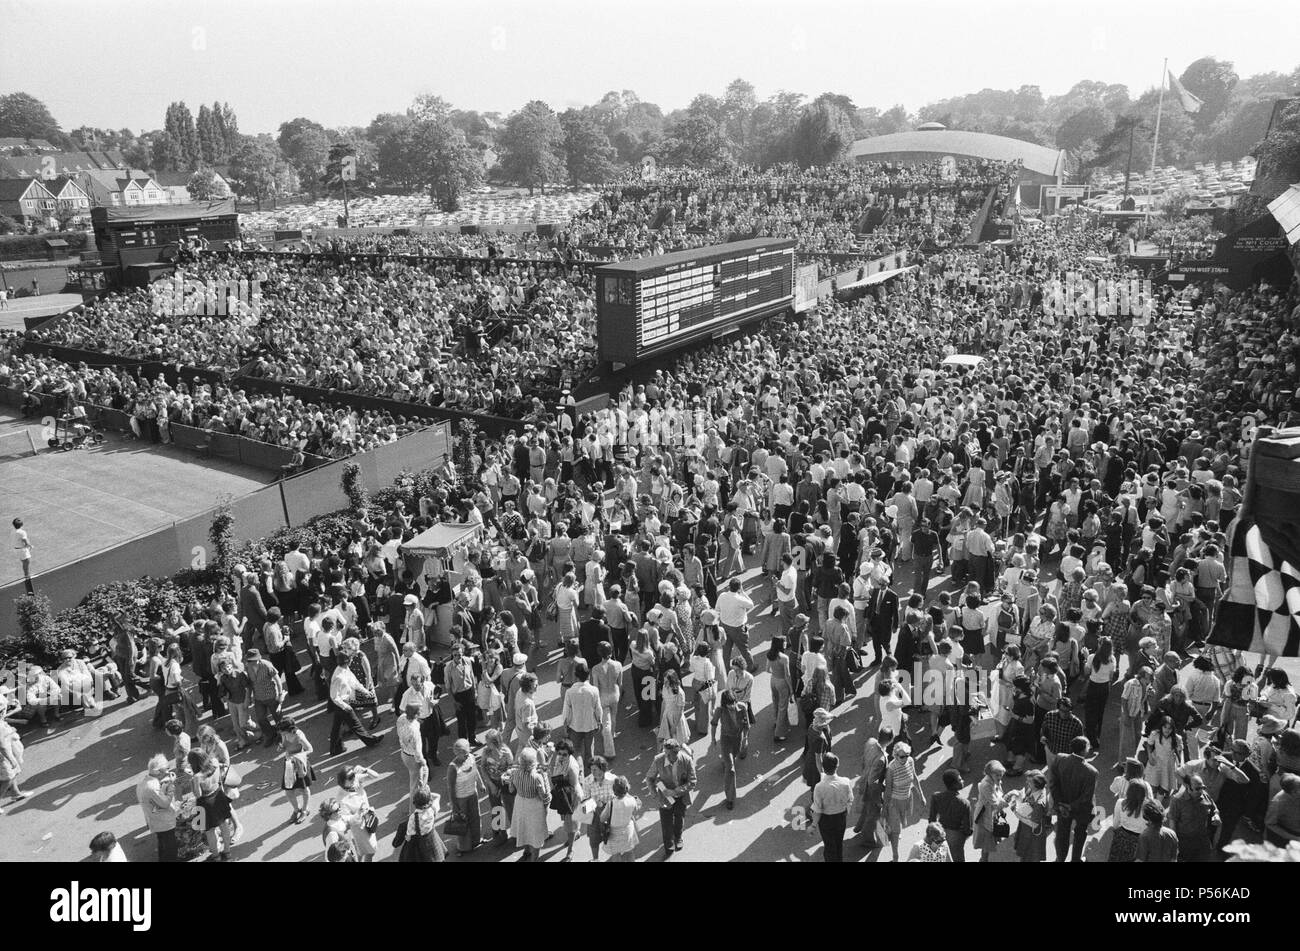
[[941, 354, 984, 367], [400, 522, 481, 557]]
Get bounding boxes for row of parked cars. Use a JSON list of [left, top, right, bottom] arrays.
[[1081, 156, 1257, 210]]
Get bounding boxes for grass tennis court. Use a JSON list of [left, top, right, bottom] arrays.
[[0, 408, 274, 591]]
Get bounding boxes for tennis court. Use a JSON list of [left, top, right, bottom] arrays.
[[0, 408, 274, 590]]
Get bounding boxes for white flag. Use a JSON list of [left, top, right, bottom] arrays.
[[1168, 70, 1203, 115]]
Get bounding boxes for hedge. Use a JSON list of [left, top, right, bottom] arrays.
[[0, 230, 91, 261]]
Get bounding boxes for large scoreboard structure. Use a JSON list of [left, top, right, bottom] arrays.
[[91, 199, 239, 269], [594, 238, 796, 366]]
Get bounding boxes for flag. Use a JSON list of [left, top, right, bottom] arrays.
[[1209, 515, 1300, 658], [1168, 70, 1203, 115]]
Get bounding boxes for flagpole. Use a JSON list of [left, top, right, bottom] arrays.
[[1146, 58, 1167, 235]]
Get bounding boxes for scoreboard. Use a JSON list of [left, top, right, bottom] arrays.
[[595, 238, 796, 365], [92, 199, 239, 268]]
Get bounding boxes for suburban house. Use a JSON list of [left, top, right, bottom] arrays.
[[153, 169, 234, 203], [0, 150, 129, 180], [45, 176, 92, 222], [114, 174, 169, 206], [0, 178, 57, 224]]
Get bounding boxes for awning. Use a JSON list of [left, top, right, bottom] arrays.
[[838, 264, 917, 291], [1268, 184, 1300, 246], [400, 522, 481, 557], [941, 354, 984, 367]]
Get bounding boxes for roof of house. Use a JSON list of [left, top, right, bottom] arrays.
[[45, 175, 89, 197], [848, 129, 1066, 180], [0, 177, 54, 201], [0, 150, 127, 178], [0, 137, 57, 151]]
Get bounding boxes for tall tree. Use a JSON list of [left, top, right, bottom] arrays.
[[559, 109, 616, 186], [658, 111, 730, 168], [1179, 57, 1239, 129], [196, 104, 221, 165], [164, 102, 201, 169], [187, 168, 225, 201], [788, 102, 854, 168], [228, 137, 290, 209], [498, 100, 567, 194], [0, 92, 69, 147], [151, 132, 183, 173]]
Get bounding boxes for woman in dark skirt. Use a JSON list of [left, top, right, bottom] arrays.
[[959, 594, 987, 660], [548, 739, 583, 861], [188, 750, 237, 861], [399, 786, 448, 862], [1001, 676, 1037, 776]]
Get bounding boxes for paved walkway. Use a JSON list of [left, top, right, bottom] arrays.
[[0, 553, 1289, 863]]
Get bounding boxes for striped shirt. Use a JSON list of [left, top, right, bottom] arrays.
[[886, 756, 917, 800]]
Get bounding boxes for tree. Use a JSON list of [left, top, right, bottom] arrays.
[[372, 106, 484, 211], [151, 131, 183, 173], [228, 137, 289, 209], [498, 100, 567, 194], [721, 78, 758, 157], [1253, 99, 1300, 201], [187, 168, 225, 201], [560, 109, 616, 186], [1056, 106, 1112, 152], [657, 111, 730, 168], [0, 92, 68, 146], [285, 128, 331, 195], [164, 102, 201, 169], [788, 102, 854, 168], [1179, 57, 1239, 129], [196, 104, 221, 164]]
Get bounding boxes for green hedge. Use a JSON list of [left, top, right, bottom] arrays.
[[0, 230, 91, 261]]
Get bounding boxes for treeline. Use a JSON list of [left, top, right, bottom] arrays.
[[1, 56, 1297, 213]]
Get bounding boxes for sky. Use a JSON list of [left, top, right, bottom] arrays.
[[2, 0, 1298, 134]]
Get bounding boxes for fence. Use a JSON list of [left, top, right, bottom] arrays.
[[0, 422, 451, 625]]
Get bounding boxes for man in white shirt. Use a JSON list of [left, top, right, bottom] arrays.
[[562, 660, 605, 770], [591, 643, 623, 758], [716, 578, 757, 673], [774, 554, 799, 639], [395, 702, 426, 802], [400, 670, 442, 766], [328, 650, 382, 756]]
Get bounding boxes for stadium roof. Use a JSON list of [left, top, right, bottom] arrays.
[[848, 129, 1066, 180]]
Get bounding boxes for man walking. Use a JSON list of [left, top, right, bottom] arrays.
[[1048, 736, 1097, 862], [716, 578, 756, 673], [591, 642, 623, 759], [643, 739, 697, 857], [329, 652, 382, 756], [396, 702, 426, 803], [810, 752, 853, 862], [244, 648, 285, 747], [562, 659, 603, 770]]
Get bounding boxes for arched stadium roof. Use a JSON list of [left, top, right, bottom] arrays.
[[848, 129, 1066, 180]]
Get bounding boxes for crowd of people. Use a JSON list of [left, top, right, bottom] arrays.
[[0, 345, 420, 460], [5, 157, 1300, 864]]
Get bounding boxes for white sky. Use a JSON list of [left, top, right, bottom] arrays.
[[1, 0, 1297, 134]]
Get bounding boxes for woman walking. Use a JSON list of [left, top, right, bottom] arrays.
[[509, 746, 551, 862], [972, 759, 1009, 862], [768, 635, 793, 742], [0, 718, 26, 813], [278, 717, 315, 824], [1009, 769, 1050, 862], [398, 786, 448, 862], [336, 765, 381, 862], [600, 775, 642, 862], [446, 738, 487, 856], [1082, 636, 1116, 749]]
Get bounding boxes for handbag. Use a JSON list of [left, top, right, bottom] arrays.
[[991, 810, 1011, 839], [443, 813, 468, 837], [361, 809, 379, 834], [786, 697, 800, 726]]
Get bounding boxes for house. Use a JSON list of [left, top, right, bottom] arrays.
[[45, 176, 92, 222], [114, 175, 168, 206], [0, 178, 57, 224], [153, 169, 233, 203]]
